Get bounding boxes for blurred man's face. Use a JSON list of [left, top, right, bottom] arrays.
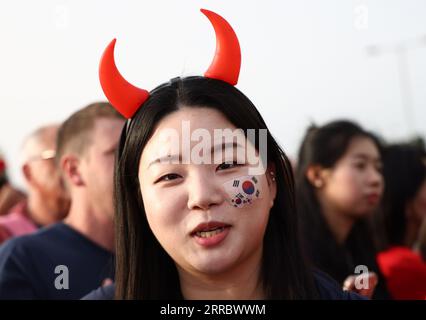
[[79, 117, 124, 218], [25, 127, 70, 222]]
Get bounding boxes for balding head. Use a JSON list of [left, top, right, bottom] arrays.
[[21, 124, 59, 165]]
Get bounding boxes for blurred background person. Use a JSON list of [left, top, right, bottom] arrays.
[[375, 142, 426, 299], [0, 102, 124, 299], [0, 125, 69, 244], [0, 153, 26, 216], [295, 120, 389, 299]]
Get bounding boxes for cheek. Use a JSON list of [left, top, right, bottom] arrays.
[[38, 164, 57, 187], [226, 177, 271, 231], [141, 186, 187, 241], [93, 158, 114, 188], [327, 170, 362, 203], [222, 175, 264, 209]]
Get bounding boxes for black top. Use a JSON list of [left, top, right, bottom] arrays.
[[301, 219, 390, 299], [83, 270, 366, 300], [0, 222, 115, 299]]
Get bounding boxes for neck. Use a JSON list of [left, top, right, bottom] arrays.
[[317, 193, 355, 245], [178, 245, 265, 300], [27, 191, 54, 226], [64, 194, 115, 253]]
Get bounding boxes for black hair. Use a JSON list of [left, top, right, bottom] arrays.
[[380, 143, 426, 247]]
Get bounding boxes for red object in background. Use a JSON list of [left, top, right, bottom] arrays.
[[0, 159, 6, 174], [377, 246, 426, 300]]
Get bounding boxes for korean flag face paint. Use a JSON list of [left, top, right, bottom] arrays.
[[223, 175, 261, 208]]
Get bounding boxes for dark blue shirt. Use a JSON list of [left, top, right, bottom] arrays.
[[83, 271, 366, 300], [0, 222, 114, 299]]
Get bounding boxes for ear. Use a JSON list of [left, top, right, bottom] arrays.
[[61, 155, 85, 187], [22, 163, 33, 185], [306, 164, 327, 188], [266, 162, 277, 207]]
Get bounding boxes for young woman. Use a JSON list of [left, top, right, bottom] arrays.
[[295, 120, 389, 299], [85, 9, 364, 300], [376, 143, 426, 299]]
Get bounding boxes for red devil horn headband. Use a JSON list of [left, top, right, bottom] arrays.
[[99, 9, 241, 119]]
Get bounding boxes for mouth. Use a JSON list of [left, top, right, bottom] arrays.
[[190, 221, 232, 247], [366, 193, 380, 204], [191, 221, 232, 236]]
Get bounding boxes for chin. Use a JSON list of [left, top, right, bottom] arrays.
[[191, 252, 238, 275], [349, 207, 375, 219]]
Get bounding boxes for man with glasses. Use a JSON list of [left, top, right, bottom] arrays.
[[0, 125, 70, 244]]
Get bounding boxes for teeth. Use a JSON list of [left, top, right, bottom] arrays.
[[196, 227, 225, 238]]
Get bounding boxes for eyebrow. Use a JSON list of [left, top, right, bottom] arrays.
[[104, 143, 119, 153], [351, 153, 382, 162], [147, 142, 244, 168]]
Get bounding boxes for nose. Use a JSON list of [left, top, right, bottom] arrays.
[[187, 171, 224, 211], [368, 165, 383, 189]]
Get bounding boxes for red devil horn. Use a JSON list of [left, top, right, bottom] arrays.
[[201, 9, 241, 86], [99, 39, 149, 119]]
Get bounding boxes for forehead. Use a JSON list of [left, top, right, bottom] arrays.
[[23, 126, 58, 159], [344, 136, 380, 159], [39, 127, 58, 147], [140, 107, 241, 163], [157, 107, 233, 131], [148, 106, 236, 142]]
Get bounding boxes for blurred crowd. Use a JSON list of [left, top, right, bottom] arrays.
[[0, 104, 424, 299]]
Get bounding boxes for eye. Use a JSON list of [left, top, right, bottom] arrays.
[[104, 149, 116, 156], [156, 173, 181, 183], [217, 160, 241, 171], [375, 162, 383, 173], [353, 162, 366, 170]]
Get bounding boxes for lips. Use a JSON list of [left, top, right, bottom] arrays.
[[190, 221, 232, 247], [366, 193, 380, 204], [190, 221, 231, 236]]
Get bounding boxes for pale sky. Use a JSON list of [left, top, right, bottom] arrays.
[[1, 0, 425, 189]]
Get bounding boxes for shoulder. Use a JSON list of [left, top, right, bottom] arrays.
[[0, 233, 32, 260], [82, 283, 115, 300], [0, 223, 63, 262], [313, 270, 367, 300], [80, 273, 367, 300]]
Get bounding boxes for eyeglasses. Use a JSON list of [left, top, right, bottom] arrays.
[[26, 149, 56, 162]]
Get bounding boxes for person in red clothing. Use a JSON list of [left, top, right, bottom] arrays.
[[0, 124, 70, 244], [0, 154, 26, 217], [376, 142, 426, 299]]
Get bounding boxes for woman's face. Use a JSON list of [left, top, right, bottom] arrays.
[[320, 136, 384, 219], [138, 107, 276, 276]]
